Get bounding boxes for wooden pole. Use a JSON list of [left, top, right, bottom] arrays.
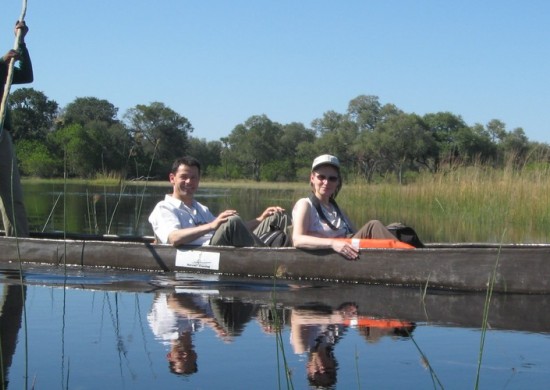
[[0, 0, 28, 139]]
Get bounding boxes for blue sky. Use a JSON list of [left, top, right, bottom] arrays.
[[3, 1, 549, 143]]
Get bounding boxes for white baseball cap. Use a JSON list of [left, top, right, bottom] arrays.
[[312, 154, 340, 170]]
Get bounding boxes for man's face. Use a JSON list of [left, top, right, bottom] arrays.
[[170, 164, 200, 200]]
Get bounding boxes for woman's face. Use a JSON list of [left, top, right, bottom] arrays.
[[310, 165, 340, 198]]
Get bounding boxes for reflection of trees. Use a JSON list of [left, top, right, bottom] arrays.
[[1, 284, 26, 388]]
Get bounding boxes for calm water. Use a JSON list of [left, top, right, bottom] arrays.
[[22, 182, 299, 237], [2, 267, 550, 389], [3, 182, 549, 388]]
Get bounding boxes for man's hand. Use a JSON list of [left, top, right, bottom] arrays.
[[257, 206, 285, 222], [15, 21, 29, 38], [2, 49, 19, 63], [210, 209, 238, 230]]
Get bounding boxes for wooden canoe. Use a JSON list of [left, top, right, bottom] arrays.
[[1, 232, 550, 294]]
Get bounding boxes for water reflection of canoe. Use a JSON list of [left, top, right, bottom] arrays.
[[3, 267, 550, 335], [1, 232, 550, 293]]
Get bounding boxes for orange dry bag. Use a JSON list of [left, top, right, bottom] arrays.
[[336, 238, 415, 249]]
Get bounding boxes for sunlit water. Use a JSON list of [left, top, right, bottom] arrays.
[[2, 268, 550, 389]]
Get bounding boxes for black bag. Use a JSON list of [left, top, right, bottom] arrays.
[[387, 223, 424, 248], [259, 225, 292, 247]]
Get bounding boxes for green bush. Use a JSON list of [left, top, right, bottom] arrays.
[[16, 139, 60, 177]]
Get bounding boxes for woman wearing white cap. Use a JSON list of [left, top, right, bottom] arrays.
[[292, 154, 399, 260]]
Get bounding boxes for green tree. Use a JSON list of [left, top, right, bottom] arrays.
[[8, 87, 59, 141], [48, 123, 95, 177], [423, 112, 468, 168], [62, 97, 119, 126], [486, 119, 507, 144], [225, 115, 284, 181], [44, 97, 133, 178], [347, 94, 381, 131], [378, 103, 404, 123], [312, 111, 358, 171], [311, 110, 346, 135], [363, 113, 435, 183], [124, 102, 193, 177], [187, 137, 222, 176], [279, 122, 316, 181], [499, 127, 529, 166], [83, 120, 133, 176], [454, 124, 497, 163]]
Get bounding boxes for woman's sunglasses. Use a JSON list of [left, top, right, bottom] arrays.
[[315, 173, 339, 182]]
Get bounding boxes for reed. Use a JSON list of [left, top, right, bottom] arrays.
[[474, 231, 505, 389], [335, 163, 550, 243], [268, 278, 294, 390]]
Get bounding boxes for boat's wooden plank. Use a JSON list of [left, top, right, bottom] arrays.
[[1, 236, 550, 293]]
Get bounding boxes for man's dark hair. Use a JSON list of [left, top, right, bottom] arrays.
[[171, 156, 201, 175]]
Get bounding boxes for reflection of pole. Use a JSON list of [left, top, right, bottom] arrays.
[[0, 0, 28, 139], [0, 284, 26, 387]]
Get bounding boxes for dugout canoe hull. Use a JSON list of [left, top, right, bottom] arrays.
[[1, 234, 550, 293]]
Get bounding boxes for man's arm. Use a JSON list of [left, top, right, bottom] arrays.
[[12, 21, 33, 84], [12, 43, 33, 84], [167, 223, 216, 246], [167, 209, 243, 246]]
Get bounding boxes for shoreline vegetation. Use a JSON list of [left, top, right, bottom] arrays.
[[21, 163, 550, 244]]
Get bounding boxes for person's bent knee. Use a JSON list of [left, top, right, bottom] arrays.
[[225, 214, 246, 227]]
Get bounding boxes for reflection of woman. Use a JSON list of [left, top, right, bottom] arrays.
[[147, 292, 229, 376], [292, 154, 398, 260], [306, 325, 339, 388], [290, 304, 353, 388], [290, 302, 415, 387]]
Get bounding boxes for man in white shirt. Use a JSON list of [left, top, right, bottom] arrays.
[[149, 156, 287, 247]]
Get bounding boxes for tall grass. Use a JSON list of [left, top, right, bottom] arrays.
[[337, 163, 550, 243]]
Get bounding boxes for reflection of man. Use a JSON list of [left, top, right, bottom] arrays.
[[1, 284, 26, 387], [166, 332, 198, 376], [147, 292, 229, 376]]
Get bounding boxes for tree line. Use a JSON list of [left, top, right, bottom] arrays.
[[9, 88, 550, 183]]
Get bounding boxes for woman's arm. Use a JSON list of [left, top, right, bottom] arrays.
[[292, 199, 336, 249], [292, 198, 358, 259]]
